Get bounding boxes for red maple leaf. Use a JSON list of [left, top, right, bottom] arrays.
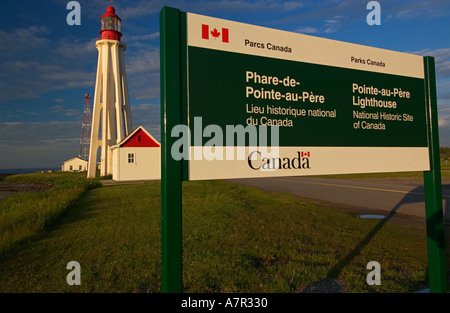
[[211, 28, 221, 39]]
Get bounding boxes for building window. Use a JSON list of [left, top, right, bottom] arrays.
[[137, 135, 142, 143], [69, 165, 73, 171], [79, 165, 82, 171], [128, 153, 135, 164]]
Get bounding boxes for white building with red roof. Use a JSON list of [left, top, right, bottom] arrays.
[[110, 125, 161, 181]]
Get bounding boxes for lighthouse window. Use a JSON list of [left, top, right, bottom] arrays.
[[115, 19, 121, 32], [102, 17, 121, 32], [128, 153, 135, 164]]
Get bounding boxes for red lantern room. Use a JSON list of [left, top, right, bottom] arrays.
[[100, 6, 122, 41]]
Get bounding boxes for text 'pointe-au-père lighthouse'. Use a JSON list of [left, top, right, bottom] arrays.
[[87, 5, 132, 178]]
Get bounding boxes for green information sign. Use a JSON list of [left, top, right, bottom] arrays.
[[185, 12, 430, 180], [160, 7, 446, 293], [189, 48, 427, 147]]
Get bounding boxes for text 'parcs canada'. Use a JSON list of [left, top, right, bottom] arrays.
[[245, 39, 292, 53]]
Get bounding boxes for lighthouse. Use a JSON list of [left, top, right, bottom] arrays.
[[87, 5, 132, 178]]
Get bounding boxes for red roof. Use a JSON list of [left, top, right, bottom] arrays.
[[118, 126, 160, 148], [101, 6, 121, 21]]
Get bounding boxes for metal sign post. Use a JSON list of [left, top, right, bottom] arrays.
[[423, 56, 447, 293], [160, 6, 183, 293]]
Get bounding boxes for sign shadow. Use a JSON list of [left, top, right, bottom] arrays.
[[310, 184, 449, 292]]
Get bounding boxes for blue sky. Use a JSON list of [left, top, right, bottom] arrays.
[[1, 0, 450, 169]]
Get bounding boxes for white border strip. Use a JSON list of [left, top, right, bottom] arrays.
[[187, 13, 424, 79], [188, 146, 430, 180]]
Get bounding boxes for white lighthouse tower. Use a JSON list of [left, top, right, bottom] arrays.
[[87, 5, 132, 178]]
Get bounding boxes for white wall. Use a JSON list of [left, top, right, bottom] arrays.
[[112, 147, 161, 181], [62, 158, 88, 172]]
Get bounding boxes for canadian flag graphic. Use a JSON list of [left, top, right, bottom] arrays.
[[301, 152, 310, 158], [202, 24, 229, 43]]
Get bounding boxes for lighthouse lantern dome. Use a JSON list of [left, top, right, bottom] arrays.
[[100, 6, 122, 41]]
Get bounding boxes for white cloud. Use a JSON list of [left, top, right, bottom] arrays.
[[393, 0, 450, 20], [3, 122, 24, 126], [126, 32, 160, 42], [126, 49, 159, 75], [283, 1, 303, 11], [49, 106, 82, 117], [110, 0, 306, 19], [0, 26, 97, 102], [294, 26, 320, 34], [410, 48, 450, 80], [439, 118, 449, 127], [125, 48, 160, 100], [131, 103, 160, 140], [0, 121, 81, 168], [323, 15, 346, 33]]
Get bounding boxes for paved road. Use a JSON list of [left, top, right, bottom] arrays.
[[229, 176, 450, 223]]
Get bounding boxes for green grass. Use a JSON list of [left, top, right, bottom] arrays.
[[0, 177, 433, 293], [0, 172, 101, 255]]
